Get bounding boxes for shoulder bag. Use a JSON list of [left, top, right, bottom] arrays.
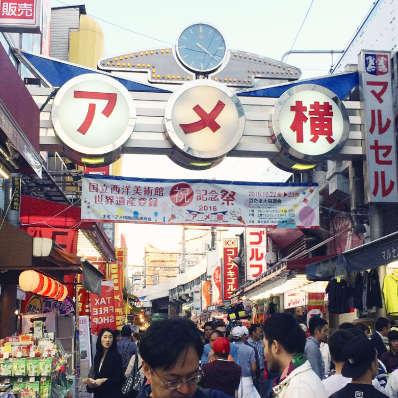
[[122, 354, 142, 396]]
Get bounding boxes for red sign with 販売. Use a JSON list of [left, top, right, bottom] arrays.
[[223, 238, 238, 301], [0, 0, 41, 33], [90, 281, 116, 334]]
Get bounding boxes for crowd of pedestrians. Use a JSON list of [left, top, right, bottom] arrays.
[[83, 313, 398, 398]]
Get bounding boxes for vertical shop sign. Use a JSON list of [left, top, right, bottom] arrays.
[[245, 227, 267, 280], [222, 238, 238, 301], [212, 266, 223, 305], [11, 175, 21, 210], [90, 280, 116, 334], [359, 50, 398, 203], [201, 280, 211, 311], [79, 316, 92, 378], [307, 292, 325, 324], [109, 249, 125, 330], [193, 288, 201, 315]]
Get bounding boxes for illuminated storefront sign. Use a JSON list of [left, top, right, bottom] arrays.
[[51, 73, 136, 166], [223, 238, 238, 301], [359, 50, 398, 203], [270, 84, 350, 167]]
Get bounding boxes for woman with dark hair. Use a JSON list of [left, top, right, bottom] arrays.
[[85, 327, 125, 398]]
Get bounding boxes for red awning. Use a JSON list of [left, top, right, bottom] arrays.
[[284, 255, 334, 271], [20, 195, 94, 230]]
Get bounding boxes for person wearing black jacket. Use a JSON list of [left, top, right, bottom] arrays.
[[85, 327, 125, 398], [370, 317, 391, 357]]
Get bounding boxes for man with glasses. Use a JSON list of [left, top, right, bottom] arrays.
[[139, 318, 233, 398]]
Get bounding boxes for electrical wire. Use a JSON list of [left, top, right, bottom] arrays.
[[54, 0, 173, 46], [285, 0, 315, 63]]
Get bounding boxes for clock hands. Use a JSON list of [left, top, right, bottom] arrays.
[[196, 42, 218, 61]]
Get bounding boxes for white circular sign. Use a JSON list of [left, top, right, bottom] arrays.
[[165, 80, 245, 159], [51, 73, 136, 156], [270, 84, 350, 163]]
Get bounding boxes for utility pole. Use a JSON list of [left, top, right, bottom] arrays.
[[180, 226, 186, 274]]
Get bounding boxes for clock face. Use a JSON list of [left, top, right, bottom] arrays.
[[176, 23, 227, 73]]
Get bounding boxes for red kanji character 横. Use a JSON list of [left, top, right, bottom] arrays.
[[309, 102, 334, 144], [290, 101, 308, 143]]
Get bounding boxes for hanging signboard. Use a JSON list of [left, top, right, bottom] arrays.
[[82, 175, 319, 228], [245, 227, 267, 280], [223, 238, 238, 301], [212, 266, 223, 305], [359, 50, 398, 203], [201, 280, 211, 311], [193, 288, 201, 315], [109, 256, 124, 330], [0, 0, 42, 33], [90, 280, 116, 334]]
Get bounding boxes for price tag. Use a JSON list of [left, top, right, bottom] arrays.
[[30, 351, 35, 358], [29, 377, 35, 382], [16, 351, 22, 358], [41, 377, 46, 382], [3, 352, 9, 359], [5, 378, 10, 384], [17, 378, 23, 383], [43, 352, 48, 358]]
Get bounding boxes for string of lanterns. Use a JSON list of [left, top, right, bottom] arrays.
[[19, 270, 68, 302]]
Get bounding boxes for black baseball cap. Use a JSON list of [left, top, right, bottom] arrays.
[[341, 336, 376, 378]]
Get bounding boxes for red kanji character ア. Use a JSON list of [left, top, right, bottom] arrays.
[[367, 81, 388, 104], [369, 110, 391, 135], [370, 140, 393, 165], [290, 101, 308, 143], [250, 264, 263, 278], [249, 248, 264, 261], [221, 190, 236, 206], [309, 102, 334, 143], [89, 183, 98, 192], [373, 171, 395, 198]]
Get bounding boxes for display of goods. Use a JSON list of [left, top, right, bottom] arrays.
[[26, 358, 39, 376], [39, 358, 52, 376], [12, 358, 26, 376], [0, 359, 12, 376]]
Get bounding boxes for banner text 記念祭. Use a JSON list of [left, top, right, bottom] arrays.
[[82, 176, 319, 228]]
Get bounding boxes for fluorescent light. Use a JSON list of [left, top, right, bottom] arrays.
[[0, 167, 9, 179], [82, 157, 105, 164], [292, 163, 316, 170]]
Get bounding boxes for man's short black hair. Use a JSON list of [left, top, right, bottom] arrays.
[[214, 320, 226, 329], [339, 322, 355, 330], [210, 330, 224, 339], [308, 316, 328, 336], [121, 325, 132, 337], [204, 321, 214, 329], [328, 329, 354, 362], [140, 318, 204, 371], [376, 317, 390, 332], [388, 330, 398, 342], [249, 324, 261, 335], [263, 313, 306, 355]]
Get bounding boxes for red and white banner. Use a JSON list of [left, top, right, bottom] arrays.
[[0, 0, 41, 32], [223, 238, 238, 301], [212, 266, 223, 305], [202, 280, 211, 311], [90, 280, 116, 334], [82, 176, 319, 228], [360, 51, 398, 203], [245, 227, 267, 280]]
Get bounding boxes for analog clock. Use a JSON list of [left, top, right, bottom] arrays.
[[176, 23, 227, 73]]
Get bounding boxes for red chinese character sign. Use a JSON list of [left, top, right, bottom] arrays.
[[51, 74, 136, 166], [223, 238, 239, 301], [90, 281, 116, 335], [164, 80, 245, 170], [0, 0, 41, 33], [82, 175, 319, 228], [359, 51, 398, 203], [270, 84, 350, 168], [245, 227, 267, 280]]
